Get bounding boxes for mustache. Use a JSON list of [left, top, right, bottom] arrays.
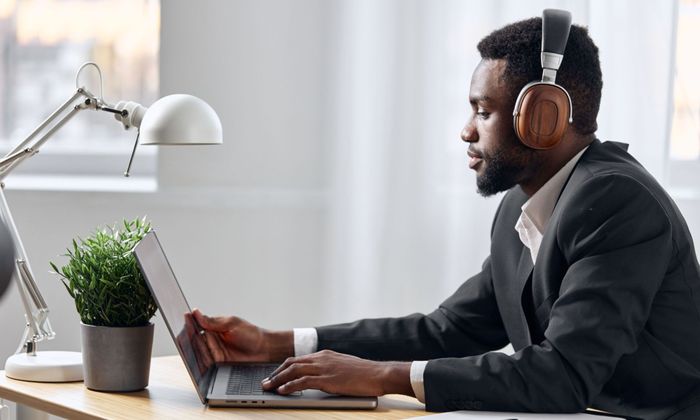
[[467, 147, 484, 159]]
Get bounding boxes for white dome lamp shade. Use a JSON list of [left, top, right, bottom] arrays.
[[139, 94, 223, 145]]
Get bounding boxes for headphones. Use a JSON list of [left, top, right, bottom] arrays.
[[512, 9, 573, 150]]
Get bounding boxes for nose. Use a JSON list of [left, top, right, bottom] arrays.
[[461, 120, 478, 143]]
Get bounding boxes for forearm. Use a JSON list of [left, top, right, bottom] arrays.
[[378, 361, 415, 396], [265, 330, 295, 361]]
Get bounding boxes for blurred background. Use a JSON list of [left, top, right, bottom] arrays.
[[0, 0, 697, 361]]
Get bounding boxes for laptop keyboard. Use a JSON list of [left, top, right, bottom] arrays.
[[226, 364, 279, 395]]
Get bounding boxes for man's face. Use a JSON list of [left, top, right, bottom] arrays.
[[461, 59, 539, 196]]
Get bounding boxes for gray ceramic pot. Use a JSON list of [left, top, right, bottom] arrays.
[[81, 322, 154, 392]]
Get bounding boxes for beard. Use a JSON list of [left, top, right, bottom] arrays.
[[476, 142, 537, 197]]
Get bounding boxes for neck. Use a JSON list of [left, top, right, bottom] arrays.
[[519, 133, 595, 197]]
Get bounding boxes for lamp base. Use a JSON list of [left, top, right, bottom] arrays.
[[5, 351, 83, 382]]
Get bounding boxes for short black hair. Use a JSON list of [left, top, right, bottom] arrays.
[[477, 17, 602, 135]]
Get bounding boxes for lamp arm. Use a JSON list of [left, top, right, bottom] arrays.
[[5, 89, 85, 157], [0, 107, 82, 180], [0, 86, 133, 355], [0, 88, 110, 179], [0, 87, 142, 181], [0, 188, 55, 355]]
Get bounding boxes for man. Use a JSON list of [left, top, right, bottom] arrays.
[[195, 16, 700, 419]]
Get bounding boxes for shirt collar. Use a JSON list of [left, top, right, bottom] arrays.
[[520, 146, 588, 235]]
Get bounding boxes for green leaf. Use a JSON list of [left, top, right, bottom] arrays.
[[50, 216, 157, 327]]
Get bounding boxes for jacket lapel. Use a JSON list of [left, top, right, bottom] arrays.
[[514, 246, 535, 348]]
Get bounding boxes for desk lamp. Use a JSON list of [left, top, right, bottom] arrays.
[[1, 63, 222, 382]]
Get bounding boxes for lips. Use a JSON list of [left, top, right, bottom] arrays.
[[467, 149, 484, 170]]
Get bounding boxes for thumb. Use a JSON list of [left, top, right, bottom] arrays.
[[192, 308, 232, 333]]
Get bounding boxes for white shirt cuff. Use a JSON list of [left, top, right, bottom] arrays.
[[293, 328, 318, 356], [410, 360, 428, 403]]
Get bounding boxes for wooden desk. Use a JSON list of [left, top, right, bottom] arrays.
[[0, 356, 426, 419]]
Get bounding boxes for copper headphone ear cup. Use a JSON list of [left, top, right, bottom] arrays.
[[514, 84, 571, 150]]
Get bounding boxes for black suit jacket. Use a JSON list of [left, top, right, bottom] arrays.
[[316, 140, 700, 420]]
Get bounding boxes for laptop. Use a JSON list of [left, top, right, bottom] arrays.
[[133, 230, 378, 409]]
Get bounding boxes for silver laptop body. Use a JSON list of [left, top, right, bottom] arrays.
[[134, 230, 378, 409]]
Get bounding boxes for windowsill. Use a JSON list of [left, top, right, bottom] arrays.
[[2, 174, 157, 192]]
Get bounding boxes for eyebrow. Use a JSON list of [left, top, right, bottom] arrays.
[[469, 95, 492, 104]]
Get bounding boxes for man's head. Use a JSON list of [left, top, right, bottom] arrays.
[[462, 17, 602, 197]]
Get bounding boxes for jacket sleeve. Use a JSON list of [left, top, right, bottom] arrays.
[[315, 256, 510, 361], [423, 174, 673, 412]]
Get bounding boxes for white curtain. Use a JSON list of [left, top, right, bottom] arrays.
[[319, 0, 677, 323]]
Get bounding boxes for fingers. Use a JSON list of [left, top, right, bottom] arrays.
[[265, 356, 295, 381], [262, 356, 321, 393], [277, 376, 326, 395], [183, 313, 197, 336], [203, 329, 229, 362], [192, 309, 232, 332], [181, 314, 213, 374], [192, 331, 214, 374], [264, 350, 337, 383]]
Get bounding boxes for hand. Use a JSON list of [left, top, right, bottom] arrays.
[[261, 349, 414, 397], [192, 309, 293, 363], [180, 312, 215, 375]]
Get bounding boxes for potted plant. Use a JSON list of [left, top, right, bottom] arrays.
[[50, 217, 157, 392]]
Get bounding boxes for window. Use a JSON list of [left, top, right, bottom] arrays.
[[0, 0, 160, 190], [668, 0, 700, 191]]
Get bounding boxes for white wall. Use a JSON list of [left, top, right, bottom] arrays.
[[0, 0, 336, 360]]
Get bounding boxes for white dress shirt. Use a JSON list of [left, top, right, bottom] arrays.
[[293, 147, 588, 402]]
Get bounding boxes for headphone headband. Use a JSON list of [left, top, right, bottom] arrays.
[[541, 9, 572, 83]]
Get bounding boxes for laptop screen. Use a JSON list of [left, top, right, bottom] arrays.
[[134, 231, 214, 403]]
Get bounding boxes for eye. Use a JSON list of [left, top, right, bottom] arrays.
[[476, 111, 490, 120]]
